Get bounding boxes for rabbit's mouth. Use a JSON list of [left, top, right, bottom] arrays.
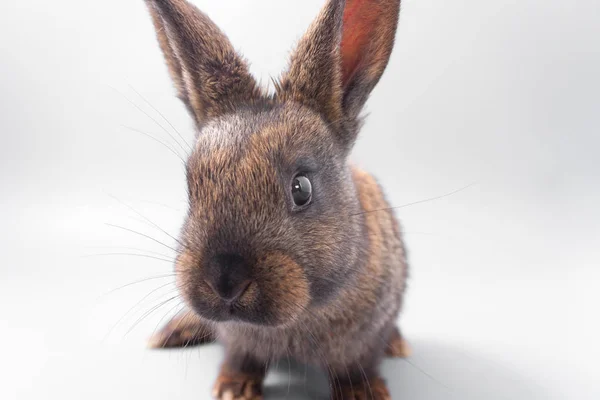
[[181, 252, 311, 327]]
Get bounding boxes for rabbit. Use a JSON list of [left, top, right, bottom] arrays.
[[142, 0, 410, 399]]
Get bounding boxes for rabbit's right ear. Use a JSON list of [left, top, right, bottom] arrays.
[[144, 0, 260, 128]]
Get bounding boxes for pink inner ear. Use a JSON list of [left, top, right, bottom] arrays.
[[341, 0, 382, 87]]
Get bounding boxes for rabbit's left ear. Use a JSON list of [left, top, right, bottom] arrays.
[[145, 0, 260, 128], [278, 0, 401, 146]]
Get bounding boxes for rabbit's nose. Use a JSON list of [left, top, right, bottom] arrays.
[[205, 253, 252, 302]]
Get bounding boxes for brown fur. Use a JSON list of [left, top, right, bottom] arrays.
[[143, 1, 406, 399]]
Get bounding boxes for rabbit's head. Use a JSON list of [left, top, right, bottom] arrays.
[[145, 0, 401, 327]]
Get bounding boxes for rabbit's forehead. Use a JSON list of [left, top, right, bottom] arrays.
[[192, 106, 332, 170], [194, 113, 257, 153]]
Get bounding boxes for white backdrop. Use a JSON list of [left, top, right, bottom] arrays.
[[1, 0, 598, 399]]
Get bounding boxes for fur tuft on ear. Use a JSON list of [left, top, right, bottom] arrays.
[[144, 0, 261, 128], [278, 0, 401, 147]]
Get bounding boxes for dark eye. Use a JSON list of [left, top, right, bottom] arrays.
[[291, 175, 312, 207]]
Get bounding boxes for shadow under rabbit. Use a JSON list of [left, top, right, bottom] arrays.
[[261, 339, 552, 400]]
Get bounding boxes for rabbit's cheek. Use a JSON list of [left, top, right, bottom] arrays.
[[251, 252, 310, 325], [174, 250, 220, 316]]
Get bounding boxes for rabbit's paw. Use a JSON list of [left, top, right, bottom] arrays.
[[148, 312, 214, 349], [212, 372, 263, 400], [385, 325, 412, 358]]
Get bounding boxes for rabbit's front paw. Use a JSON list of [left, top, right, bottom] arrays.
[[147, 312, 214, 349], [212, 371, 263, 400]]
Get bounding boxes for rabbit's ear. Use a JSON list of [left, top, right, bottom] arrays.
[[277, 0, 346, 129], [279, 0, 401, 144], [145, 0, 260, 127]]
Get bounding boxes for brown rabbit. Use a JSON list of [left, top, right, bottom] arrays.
[[143, 0, 410, 399]]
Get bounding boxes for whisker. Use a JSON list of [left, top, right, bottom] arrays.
[[152, 301, 186, 345], [297, 302, 453, 397], [105, 223, 179, 253], [121, 125, 185, 164], [136, 199, 185, 213], [356, 362, 373, 399], [350, 182, 477, 217], [342, 350, 355, 399], [295, 318, 341, 398], [97, 273, 176, 300], [286, 347, 292, 399], [103, 280, 176, 343], [125, 295, 180, 337], [149, 281, 200, 347], [313, 228, 450, 268], [289, 301, 455, 398], [361, 328, 454, 393], [82, 252, 175, 263], [156, 309, 187, 347], [191, 317, 216, 346], [109, 85, 190, 156], [106, 193, 184, 248], [85, 245, 174, 259], [128, 85, 194, 152], [403, 358, 452, 391]]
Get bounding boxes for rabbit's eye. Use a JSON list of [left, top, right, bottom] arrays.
[[291, 175, 312, 207]]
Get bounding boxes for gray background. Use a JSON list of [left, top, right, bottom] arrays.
[[1, 0, 598, 399]]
